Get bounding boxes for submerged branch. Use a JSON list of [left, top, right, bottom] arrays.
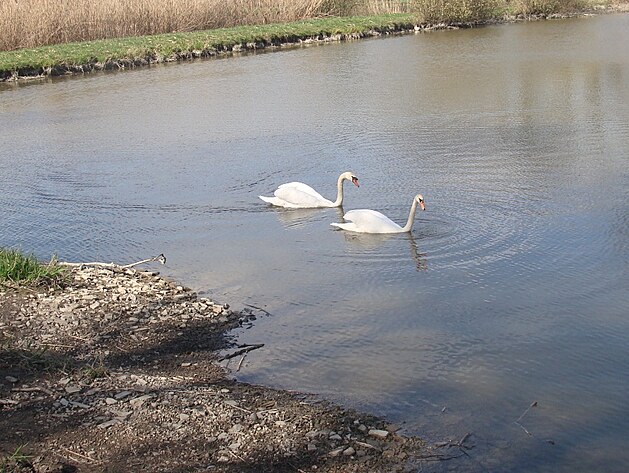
[[514, 400, 538, 436], [61, 254, 166, 270], [219, 343, 264, 361]]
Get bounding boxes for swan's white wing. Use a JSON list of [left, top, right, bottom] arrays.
[[277, 182, 323, 196], [274, 182, 334, 208], [339, 209, 403, 233]]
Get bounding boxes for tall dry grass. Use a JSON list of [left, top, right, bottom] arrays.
[[411, 0, 499, 22], [0, 0, 408, 51]]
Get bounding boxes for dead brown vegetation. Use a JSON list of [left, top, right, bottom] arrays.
[[0, 0, 409, 51]]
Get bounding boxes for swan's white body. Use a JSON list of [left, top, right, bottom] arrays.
[[259, 172, 359, 209], [331, 194, 425, 234]]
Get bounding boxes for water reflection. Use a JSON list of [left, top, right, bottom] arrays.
[[269, 206, 345, 229], [339, 230, 428, 271]]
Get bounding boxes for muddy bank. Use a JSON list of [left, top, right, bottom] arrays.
[[0, 264, 461, 472]]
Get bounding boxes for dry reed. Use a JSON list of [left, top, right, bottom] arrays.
[[0, 0, 410, 51], [0, 0, 589, 51]]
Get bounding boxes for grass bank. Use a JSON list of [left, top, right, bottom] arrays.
[[0, 248, 65, 285], [0, 0, 623, 81], [0, 15, 417, 80]]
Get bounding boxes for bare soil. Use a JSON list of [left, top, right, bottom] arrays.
[[0, 265, 454, 472]]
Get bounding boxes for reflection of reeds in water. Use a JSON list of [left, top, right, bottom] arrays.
[[0, 0, 409, 51]]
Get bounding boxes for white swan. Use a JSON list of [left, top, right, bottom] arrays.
[[259, 171, 359, 209], [330, 194, 426, 234]]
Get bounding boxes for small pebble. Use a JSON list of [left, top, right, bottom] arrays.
[[368, 429, 389, 439]]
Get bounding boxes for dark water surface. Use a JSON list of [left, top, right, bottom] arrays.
[[2, 14, 629, 472]]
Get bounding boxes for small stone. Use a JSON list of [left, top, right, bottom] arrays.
[[130, 394, 154, 408], [105, 398, 117, 405], [112, 410, 132, 420], [114, 391, 132, 400], [65, 385, 81, 394], [179, 414, 190, 422], [329, 434, 342, 441], [368, 429, 389, 439], [97, 419, 120, 429], [181, 362, 192, 367], [307, 443, 317, 452], [5, 376, 18, 383], [329, 447, 345, 457], [343, 447, 356, 456], [229, 423, 242, 433], [70, 401, 90, 409]]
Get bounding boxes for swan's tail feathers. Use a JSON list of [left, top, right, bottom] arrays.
[[260, 195, 307, 208], [330, 222, 355, 231], [259, 195, 281, 206]]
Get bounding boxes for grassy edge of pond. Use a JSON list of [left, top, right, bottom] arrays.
[[0, 248, 65, 286], [1, 1, 626, 82], [0, 15, 417, 81]]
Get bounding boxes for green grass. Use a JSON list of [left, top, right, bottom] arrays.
[[81, 355, 110, 382], [0, 14, 415, 76], [0, 248, 65, 285], [0, 445, 32, 473]]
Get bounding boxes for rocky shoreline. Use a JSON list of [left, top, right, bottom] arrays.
[[0, 265, 452, 472]]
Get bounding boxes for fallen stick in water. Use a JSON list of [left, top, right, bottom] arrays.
[[219, 343, 264, 361], [514, 401, 538, 436], [61, 254, 166, 269]]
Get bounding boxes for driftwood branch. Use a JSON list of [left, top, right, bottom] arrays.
[[243, 303, 272, 316], [236, 354, 247, 371], [516, 400, 538, 423], [435, 432, 474, 457], [12, 386, 54, 396], [61, 254, 166, 269], [219, 343, 264, 361], [57, 446, 100, 464]]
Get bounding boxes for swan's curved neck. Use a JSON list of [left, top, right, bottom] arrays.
[[332, 175, 345, 207], [401, 199, 420, 232]]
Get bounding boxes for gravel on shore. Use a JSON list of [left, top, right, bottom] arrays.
[[1, 265, 449, 472]]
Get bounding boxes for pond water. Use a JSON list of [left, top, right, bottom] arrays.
[[1, 13, 629, 472]]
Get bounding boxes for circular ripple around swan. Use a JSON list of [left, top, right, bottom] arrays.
[[417, 189, 542, 275]]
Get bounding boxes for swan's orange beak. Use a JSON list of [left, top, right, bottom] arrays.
[[420, 201, 425, 211], [352, 176, 360, 187]]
